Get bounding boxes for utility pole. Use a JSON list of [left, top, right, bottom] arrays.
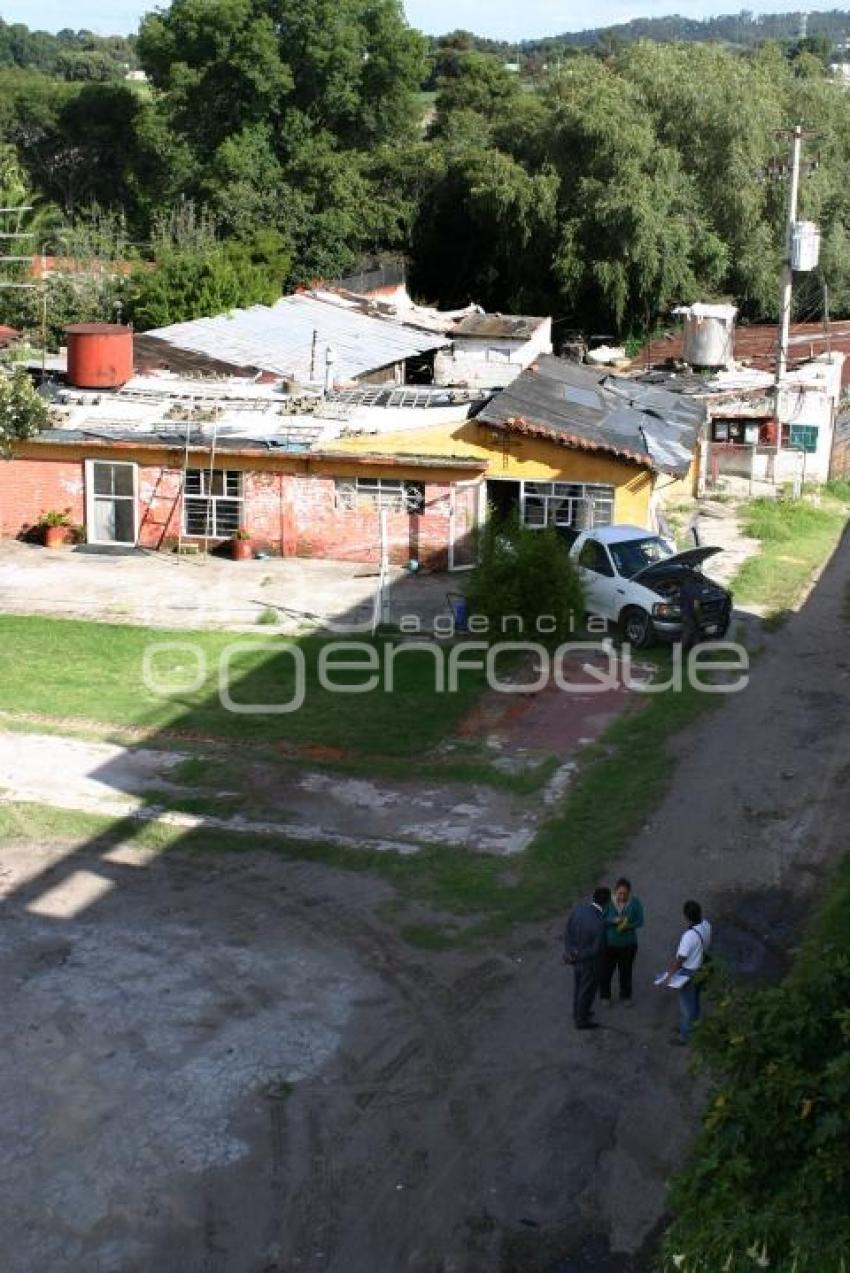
[[776, 124, 803, 389]]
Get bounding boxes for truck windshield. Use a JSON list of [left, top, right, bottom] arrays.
[[609, 537, 672, 579]]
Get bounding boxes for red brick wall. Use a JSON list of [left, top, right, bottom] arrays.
[[138, 464, 182, 549], [0, 455, 453, 568], [0, 456, 85, 538], [288, 474, 451, 569], [245, 470, 286, 555]]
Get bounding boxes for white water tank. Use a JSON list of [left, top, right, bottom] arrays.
[[673, 303, 738, 369], [791, 221, 821, 272]]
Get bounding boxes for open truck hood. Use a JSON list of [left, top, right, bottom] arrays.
[[632, 545, 722, 583]]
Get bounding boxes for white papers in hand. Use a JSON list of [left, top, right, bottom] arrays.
[[655, 971, 689, 989]]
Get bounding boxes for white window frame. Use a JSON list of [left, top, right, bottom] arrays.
[[84, 459, 139, 546], [334, 477, 425, 514], [520, 480, 615, 531], [183, 468, 244, 538]]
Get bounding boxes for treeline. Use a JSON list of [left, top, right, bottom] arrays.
[[433, 8, 850, 68], [556, 8, 850, 49], [4, 2, 850, 344], [0, 19, 137, 81]]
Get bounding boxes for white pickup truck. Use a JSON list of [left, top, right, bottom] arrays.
[[569, 524, 733, 648]]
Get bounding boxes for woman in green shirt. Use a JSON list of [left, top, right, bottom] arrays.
[[600, 877, 644, 1005]]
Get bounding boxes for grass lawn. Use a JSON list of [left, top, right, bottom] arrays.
[[0, 616, 488, 756], [0, 646, 722, 946], [732, 484, 850, 619]]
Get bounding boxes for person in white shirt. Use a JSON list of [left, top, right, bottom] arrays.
[[664, 899, 712, 1045]]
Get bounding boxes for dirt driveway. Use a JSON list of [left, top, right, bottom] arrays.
[[2, 535, 850, 1271], [0, 540, 452, 632]]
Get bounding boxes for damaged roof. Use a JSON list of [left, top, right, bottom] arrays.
[[143, 293, 448, 384], [477, 354, 705, 476], [451, 314, 547, 341]]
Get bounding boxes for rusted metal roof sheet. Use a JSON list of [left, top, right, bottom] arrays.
[[478, 354, 704, 476], [630, 321, 850, 387]]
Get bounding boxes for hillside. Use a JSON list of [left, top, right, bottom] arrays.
[[434, 9, 850, 62]]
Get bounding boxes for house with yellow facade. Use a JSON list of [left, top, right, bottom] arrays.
[[331, 354, 705, 567]]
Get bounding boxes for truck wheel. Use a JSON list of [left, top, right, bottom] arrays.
[[620, 607, 654, 649]]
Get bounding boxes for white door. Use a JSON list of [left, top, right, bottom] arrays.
[[85, 460, 138, 546], [575, 537, 620, 620], [449, 480, 483, 571]]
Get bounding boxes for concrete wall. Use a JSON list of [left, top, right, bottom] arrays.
[[433, 320, 553, 389], [775, 385, 835, 482], [775, 354, 845, 483]]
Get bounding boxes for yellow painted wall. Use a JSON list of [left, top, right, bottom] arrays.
[[653, 451, 700, 504], [334, 419, 655, 524]]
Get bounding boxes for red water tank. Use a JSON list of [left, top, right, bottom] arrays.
[[66, 323, 133, 390]]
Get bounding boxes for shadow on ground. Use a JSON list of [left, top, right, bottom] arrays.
[[3, 536, 849, 1272]]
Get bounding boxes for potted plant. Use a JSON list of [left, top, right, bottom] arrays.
[[231, 526, 253, 561], [37, 509, 72, 549]]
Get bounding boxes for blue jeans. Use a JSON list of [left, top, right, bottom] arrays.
[[678, 979, 701, 1041]]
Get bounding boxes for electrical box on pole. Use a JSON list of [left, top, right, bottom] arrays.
[[791, 221, 821, 272]]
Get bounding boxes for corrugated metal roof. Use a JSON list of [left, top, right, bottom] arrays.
[[145, 294, 449, 384], [478, 354, 704, 476]]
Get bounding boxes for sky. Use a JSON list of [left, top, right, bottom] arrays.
[[1, 0, 840, 42]]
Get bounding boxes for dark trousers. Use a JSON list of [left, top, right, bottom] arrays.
[[600, 945, 637, 1000], [572, 959, 599, 1026], [681, 614, 700, 653]]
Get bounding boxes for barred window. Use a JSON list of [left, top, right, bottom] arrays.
[[521, 481, 614, 531], [184, 468, 243, 537], [335, 477, 425, 515]]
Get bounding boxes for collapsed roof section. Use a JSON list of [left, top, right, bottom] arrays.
[[477, 354, 705, 477]]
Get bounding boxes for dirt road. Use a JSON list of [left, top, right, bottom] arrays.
[[2, 534, 850, 1272]]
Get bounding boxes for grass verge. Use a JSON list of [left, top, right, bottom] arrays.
[[732, 486, 850, 617]]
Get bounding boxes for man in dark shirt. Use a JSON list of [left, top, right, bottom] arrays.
[[564, 887, 611, 1030], [678, 571, 704, 653]]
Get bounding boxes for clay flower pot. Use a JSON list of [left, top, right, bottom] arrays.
[[44, 525, 67, 549], [232, 538, 253, 561]]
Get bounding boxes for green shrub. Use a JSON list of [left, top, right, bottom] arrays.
[[464, 512, 584, 646], [0, 368, 50, 456], [825, 478, 850, 503], [662, 856, 850, 1272]]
